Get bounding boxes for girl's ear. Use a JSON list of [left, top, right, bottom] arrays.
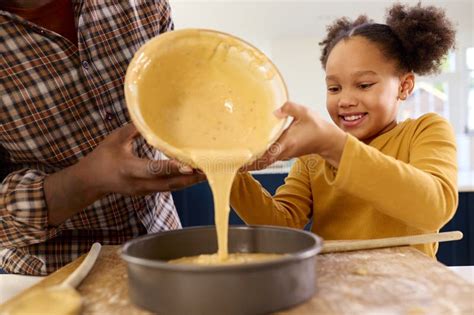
[[398, 72, 415, 100]]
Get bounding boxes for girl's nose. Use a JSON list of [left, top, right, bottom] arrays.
[[338, 95, 358, 108]]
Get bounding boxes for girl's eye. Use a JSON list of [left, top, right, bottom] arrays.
[[359, 83, 375, 89], [327, 86, 340, 93]]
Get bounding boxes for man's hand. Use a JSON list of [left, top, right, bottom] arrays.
[[77, 123, 205, 196], [45, 123, 205, 226]]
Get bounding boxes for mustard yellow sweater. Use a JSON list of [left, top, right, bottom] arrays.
[[230, 113, 458, 257]]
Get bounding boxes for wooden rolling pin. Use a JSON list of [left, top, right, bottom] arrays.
[[321, 231, 463, 254]]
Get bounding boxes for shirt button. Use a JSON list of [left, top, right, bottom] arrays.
[[82, 60, 89, 70], [105, 112, 114, 121]]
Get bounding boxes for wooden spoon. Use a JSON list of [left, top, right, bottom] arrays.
[[1, 243, 101, 315], [321, 231, 463, 254]]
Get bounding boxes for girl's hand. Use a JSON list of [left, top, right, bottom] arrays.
[[243, 102, 347, 171]]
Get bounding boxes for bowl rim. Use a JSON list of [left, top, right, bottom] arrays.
[[120, 225, 323, 272], [124, 28, 291, 168]]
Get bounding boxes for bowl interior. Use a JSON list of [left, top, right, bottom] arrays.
[[124, 29, 289, 167], [123, 226, 321, 262]]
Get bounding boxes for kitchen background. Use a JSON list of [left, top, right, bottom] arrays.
[[169, 0, 474, 266]]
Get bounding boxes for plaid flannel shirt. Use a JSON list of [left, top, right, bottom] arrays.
[[0, 0, 181, 275]]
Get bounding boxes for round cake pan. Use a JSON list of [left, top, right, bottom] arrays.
[[121, 225, 323, 315]]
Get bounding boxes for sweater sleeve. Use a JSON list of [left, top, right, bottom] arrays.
[[230, 158, 314, 228], [325, 114, 458, 232], [0, 168, 60, 248]]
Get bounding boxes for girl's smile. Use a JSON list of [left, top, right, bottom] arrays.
[[339, 112, 368, 128]]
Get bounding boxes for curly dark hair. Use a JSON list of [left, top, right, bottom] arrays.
[[319, 2, 456, 76]]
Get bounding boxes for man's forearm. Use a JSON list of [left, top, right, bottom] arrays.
[[44, 162, 103, 226]]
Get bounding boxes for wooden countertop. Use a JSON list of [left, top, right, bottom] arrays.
[[2, 246, 473, 314]]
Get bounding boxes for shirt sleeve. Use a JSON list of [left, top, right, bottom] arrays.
[[230, 158, 314, 228], [324, 114, 458, 232], [156, 0, 174, 33], [0, 168, 60, 248]]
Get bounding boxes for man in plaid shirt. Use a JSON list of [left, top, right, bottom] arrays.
[[0, 0, 204, 275]]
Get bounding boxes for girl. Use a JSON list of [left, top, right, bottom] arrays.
[[230, 3, 457, 257]]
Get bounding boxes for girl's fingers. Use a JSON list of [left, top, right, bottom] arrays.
[[274, 101, 308, 119], [243, 143, 282, 171]]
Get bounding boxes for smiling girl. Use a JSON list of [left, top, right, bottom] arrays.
[[230, 3, 457, 257]]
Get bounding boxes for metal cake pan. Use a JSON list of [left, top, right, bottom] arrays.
[[121, 225, 322, 315]]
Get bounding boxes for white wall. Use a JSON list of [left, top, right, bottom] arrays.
[[269, 38, 328, 117]]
